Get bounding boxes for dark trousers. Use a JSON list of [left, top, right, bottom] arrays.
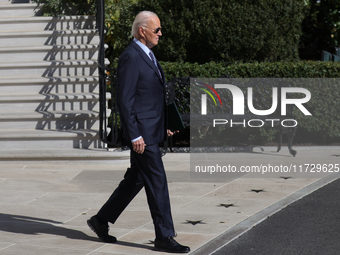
[[97, 144, 175, 239]]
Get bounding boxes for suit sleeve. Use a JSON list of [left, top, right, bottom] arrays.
[[116, 53, 141, 141]]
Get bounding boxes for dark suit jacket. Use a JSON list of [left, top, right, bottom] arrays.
[[116, 40, 167, 146]]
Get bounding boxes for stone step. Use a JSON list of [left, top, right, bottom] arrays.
[[0, 117, 101, 130], [0, 110, 101, 130], [0, 129, 103, 149], [0, 44, 100, 62], [0, 44, 98, 62], [0, 119, 100, 131], [0, 76, 100, 94], [0, 29, 99, 46], [0, 147, 129, 161], [0, 92, 100, 101], [0, 3, 41, 17], [0, 16, 96, 32], [0, 92, 100, 112], [0, 59, 107, 77]]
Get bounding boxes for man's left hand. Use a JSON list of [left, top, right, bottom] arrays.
[[167, 130, 179, 137]]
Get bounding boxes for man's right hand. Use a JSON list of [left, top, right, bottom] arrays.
[[132, 137, 146, 154]]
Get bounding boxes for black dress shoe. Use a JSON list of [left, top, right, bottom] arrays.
[[154, 237, 190, 253], [87, 216, 117, 243]]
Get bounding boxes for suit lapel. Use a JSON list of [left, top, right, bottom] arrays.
[[131, 41, 164, 83]]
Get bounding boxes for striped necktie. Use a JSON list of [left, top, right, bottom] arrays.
[[149, 51, 162, 78]]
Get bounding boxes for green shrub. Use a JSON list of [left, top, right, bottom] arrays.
[[101, 0, 306, 63], [160, 61, 340, 81], [104, 0, 138, 65], [300, 0, 340, 60], [114, 0, 305, 63]]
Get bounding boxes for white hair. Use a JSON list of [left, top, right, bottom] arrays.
[[131, 11, 158, 38]]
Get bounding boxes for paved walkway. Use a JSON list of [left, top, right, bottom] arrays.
[[212, 176, 340, 255], [0, 146, 338, 254]]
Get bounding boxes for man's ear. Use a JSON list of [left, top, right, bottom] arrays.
[[138, 26, 146, 40]]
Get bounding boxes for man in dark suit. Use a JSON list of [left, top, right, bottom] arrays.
[[87, 11, 190, 253]]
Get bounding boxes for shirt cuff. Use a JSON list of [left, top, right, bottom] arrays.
[[131, 136, 142, 143]]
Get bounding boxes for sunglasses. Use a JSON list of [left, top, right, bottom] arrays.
[[144, 26, 162, 34]]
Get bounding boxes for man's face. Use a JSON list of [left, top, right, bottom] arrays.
[[141, 17, 162, 49]]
